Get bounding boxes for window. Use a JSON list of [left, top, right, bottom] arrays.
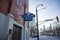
[[16, 0, 19, 6]]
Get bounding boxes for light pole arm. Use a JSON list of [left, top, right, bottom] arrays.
[[36, 4, 43, 10]]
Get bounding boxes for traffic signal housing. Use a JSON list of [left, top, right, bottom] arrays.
[[56, 16, 59, 22]]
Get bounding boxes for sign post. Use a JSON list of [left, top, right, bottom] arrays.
[[22, 12, 35, 40]]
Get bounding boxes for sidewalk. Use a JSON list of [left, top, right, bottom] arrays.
[[29, 35, 60, 40], [29, 37, 37, 40]]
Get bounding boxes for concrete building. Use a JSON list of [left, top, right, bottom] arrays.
[[0, 0, 29, 40]]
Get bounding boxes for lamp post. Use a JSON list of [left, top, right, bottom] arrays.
[[36, 4, 46, 40]]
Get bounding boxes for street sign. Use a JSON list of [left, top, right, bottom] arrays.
[[22, 12, 35, 21], [44, 19, 54, 22]]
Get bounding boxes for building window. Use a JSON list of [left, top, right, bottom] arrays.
[[19, 0, 22, 10], [0, 0, 2, 2], [16, 0, 19, 6]]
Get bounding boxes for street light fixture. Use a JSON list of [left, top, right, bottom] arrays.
[[36, 4, 46, 40]]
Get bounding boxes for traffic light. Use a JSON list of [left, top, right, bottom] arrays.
[[56, 16, 59, 22]]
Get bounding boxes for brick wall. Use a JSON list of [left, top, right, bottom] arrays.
[[10, 0, 29, 25], [0, 0, 29, 27], [0, 0, 12, 15]]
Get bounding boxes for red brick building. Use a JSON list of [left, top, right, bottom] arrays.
[[0, 0, 29, 25], [0, 0, 29, 40]]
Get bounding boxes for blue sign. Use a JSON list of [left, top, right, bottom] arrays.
[[22, 13, 35, 21]]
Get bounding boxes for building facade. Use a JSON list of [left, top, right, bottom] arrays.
[[0, 0, 29, 24], [0, 0, 29, 40]]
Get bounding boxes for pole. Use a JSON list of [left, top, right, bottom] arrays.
[[23, 20, 25, 40], [28, 21, 29, 40], [36, 8, 39, 40], [36, 4, 46, 40]]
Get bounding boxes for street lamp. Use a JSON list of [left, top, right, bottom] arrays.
[[36, 4, 46, 40]]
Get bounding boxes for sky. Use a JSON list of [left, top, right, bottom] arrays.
[[29, 0, 60, 31]]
